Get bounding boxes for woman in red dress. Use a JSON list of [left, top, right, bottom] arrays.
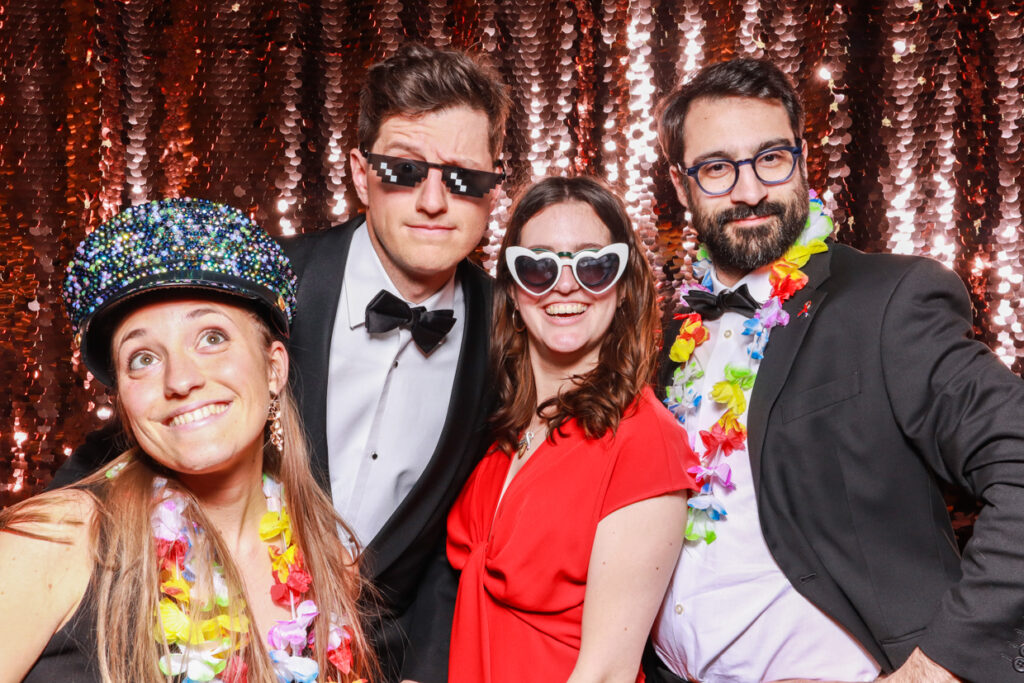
[[447, 176, 697, 682]]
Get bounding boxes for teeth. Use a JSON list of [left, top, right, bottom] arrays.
[[169, 403, 228, 427], [545, 303, 588, 316]]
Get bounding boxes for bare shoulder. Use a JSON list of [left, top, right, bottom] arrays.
[[0, 489, 98, 678], [0, 487, 98, 591], [1, 487, 98, 542]]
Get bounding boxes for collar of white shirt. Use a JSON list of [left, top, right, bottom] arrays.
[[342, 223, 458, 330], [708, 260, 773, 309]]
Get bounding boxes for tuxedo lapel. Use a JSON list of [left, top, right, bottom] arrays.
[[363, 259, 491, 580], [747, 242, 833, 490], [283, 218, 360, 491]]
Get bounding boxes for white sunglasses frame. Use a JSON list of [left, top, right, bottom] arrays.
[[504, 243, 629, 296]]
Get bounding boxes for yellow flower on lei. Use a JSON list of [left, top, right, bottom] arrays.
[[259, 508, 292, 545], [669, 312, 710, 364], [269, 543, 299, 583], [160, 570, 192, 604], [785, 238, 828, 269], [711, 379, 747, 416], [716, 411, 746, 438], [158, 598, 193, 645]]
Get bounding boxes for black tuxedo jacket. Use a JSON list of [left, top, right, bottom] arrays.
[[657, 241, 1024, 682], [280, 216, 492, 682]]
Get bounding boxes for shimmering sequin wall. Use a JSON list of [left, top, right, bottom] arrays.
[[2, 1, 1022, 507]]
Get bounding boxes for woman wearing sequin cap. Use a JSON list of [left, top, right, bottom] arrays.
[[0, 199, 375, 682]]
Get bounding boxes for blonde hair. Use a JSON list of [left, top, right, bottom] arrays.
[[1, 317, 377, 682]]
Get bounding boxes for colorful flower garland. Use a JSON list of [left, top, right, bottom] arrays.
[[150, 475, 357, 683], [665, 195, 833, 544]]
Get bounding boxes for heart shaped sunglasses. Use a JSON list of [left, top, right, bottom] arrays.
[[505, 243, 628, 296]]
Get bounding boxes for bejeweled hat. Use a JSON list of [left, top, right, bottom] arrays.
[[63, 198, 297, 386]]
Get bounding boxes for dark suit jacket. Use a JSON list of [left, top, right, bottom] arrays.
[[51, 215, 493, 682], [656, 241, 1024, 682], [280, 216, 493, 682]]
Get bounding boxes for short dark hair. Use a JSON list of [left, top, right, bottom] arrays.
[[490, 176, 660, 453], [358, 43, 511, 159], [657, 58, 804, 167]]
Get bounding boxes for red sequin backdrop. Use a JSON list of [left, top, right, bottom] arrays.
[[1, 2, 1022, 525]]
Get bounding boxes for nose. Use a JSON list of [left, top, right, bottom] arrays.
[[163, 351, 204, 397], [415, 167, 449, 216], [729, 161, 768, 207], [552, 263, 579, 294]]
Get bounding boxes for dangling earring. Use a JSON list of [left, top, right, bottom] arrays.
[[512, 307, 526, 333], [268, 394, 284, 454]]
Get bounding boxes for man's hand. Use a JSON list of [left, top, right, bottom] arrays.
[[768, 649, 959, 683], [878, 648, 960, 683]]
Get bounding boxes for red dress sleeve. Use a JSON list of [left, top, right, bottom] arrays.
[[599, 386, 699, 519]]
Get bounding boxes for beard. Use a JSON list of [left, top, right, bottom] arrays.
[[687, 174, 810, 274]]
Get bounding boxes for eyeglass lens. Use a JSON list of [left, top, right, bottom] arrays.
[[696, 147, 798, 195], [365, 152, 503, 198], [513, 251, 622, 294]]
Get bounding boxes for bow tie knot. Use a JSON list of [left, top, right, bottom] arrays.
[[682, 284, 760, 320], [365, 289, 456, 353]]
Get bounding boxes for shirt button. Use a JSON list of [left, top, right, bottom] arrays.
[[371, 452, 378, 460], [723, 329, 733, 338], [674, 603, 684, 614], [392, 360, 399, 368]]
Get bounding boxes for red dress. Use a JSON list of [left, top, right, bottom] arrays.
[[446, 387, 697, 682]]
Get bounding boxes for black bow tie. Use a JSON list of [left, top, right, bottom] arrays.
[[682, 284, 760, 320], [365, 289, 456, 353]]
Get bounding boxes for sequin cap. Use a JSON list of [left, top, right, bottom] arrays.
[[63, 198, 297, 386]]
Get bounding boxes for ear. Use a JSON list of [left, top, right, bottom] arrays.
[[485, 159, 505, 212], [350, 147, 370, 207], [266, 340, 289, 396], [669, 164, 689, 210], [800, 138, 809, 173]]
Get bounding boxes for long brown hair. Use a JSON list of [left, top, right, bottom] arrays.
[[1, 315, 377, 682], [490, 176, 660, 454]]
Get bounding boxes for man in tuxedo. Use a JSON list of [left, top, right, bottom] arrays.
[[53, 44, 509, 682], [646, 58, 1024, 682], [279, 44, 508, 682]]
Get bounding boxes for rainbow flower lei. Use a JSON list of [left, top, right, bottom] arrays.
[[150, 475, 358, 683], [665, 195, 833, 544]]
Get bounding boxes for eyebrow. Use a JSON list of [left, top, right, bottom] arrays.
[[115, 307, 228, 352], [688, 137, 796, 166], [526, 243, 607, 253], [378, 141, 484, 170]]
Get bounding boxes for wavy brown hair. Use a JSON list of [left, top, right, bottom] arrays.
[[1, 313, 377, 682], [490, 176, 660, 454]]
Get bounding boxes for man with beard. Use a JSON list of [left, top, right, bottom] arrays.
[[647, 58, 1024, 683]]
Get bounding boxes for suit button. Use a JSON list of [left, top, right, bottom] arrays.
[[1013, 656, 1024, 673], [1020, 644, 1024, 656]]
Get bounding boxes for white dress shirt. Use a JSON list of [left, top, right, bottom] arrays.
[[325, 225, 465, 547], [653, 265, 880, 683]]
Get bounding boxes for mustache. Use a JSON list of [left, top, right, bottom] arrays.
[[716, 200, 787, 228]]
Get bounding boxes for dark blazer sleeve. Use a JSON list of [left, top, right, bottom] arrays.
[[879, 258, 1024, 679], [394, 265, 494, 682], [46, 420, 124, 490]]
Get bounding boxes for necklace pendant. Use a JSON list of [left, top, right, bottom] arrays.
[[516, 429, 535, 459]]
